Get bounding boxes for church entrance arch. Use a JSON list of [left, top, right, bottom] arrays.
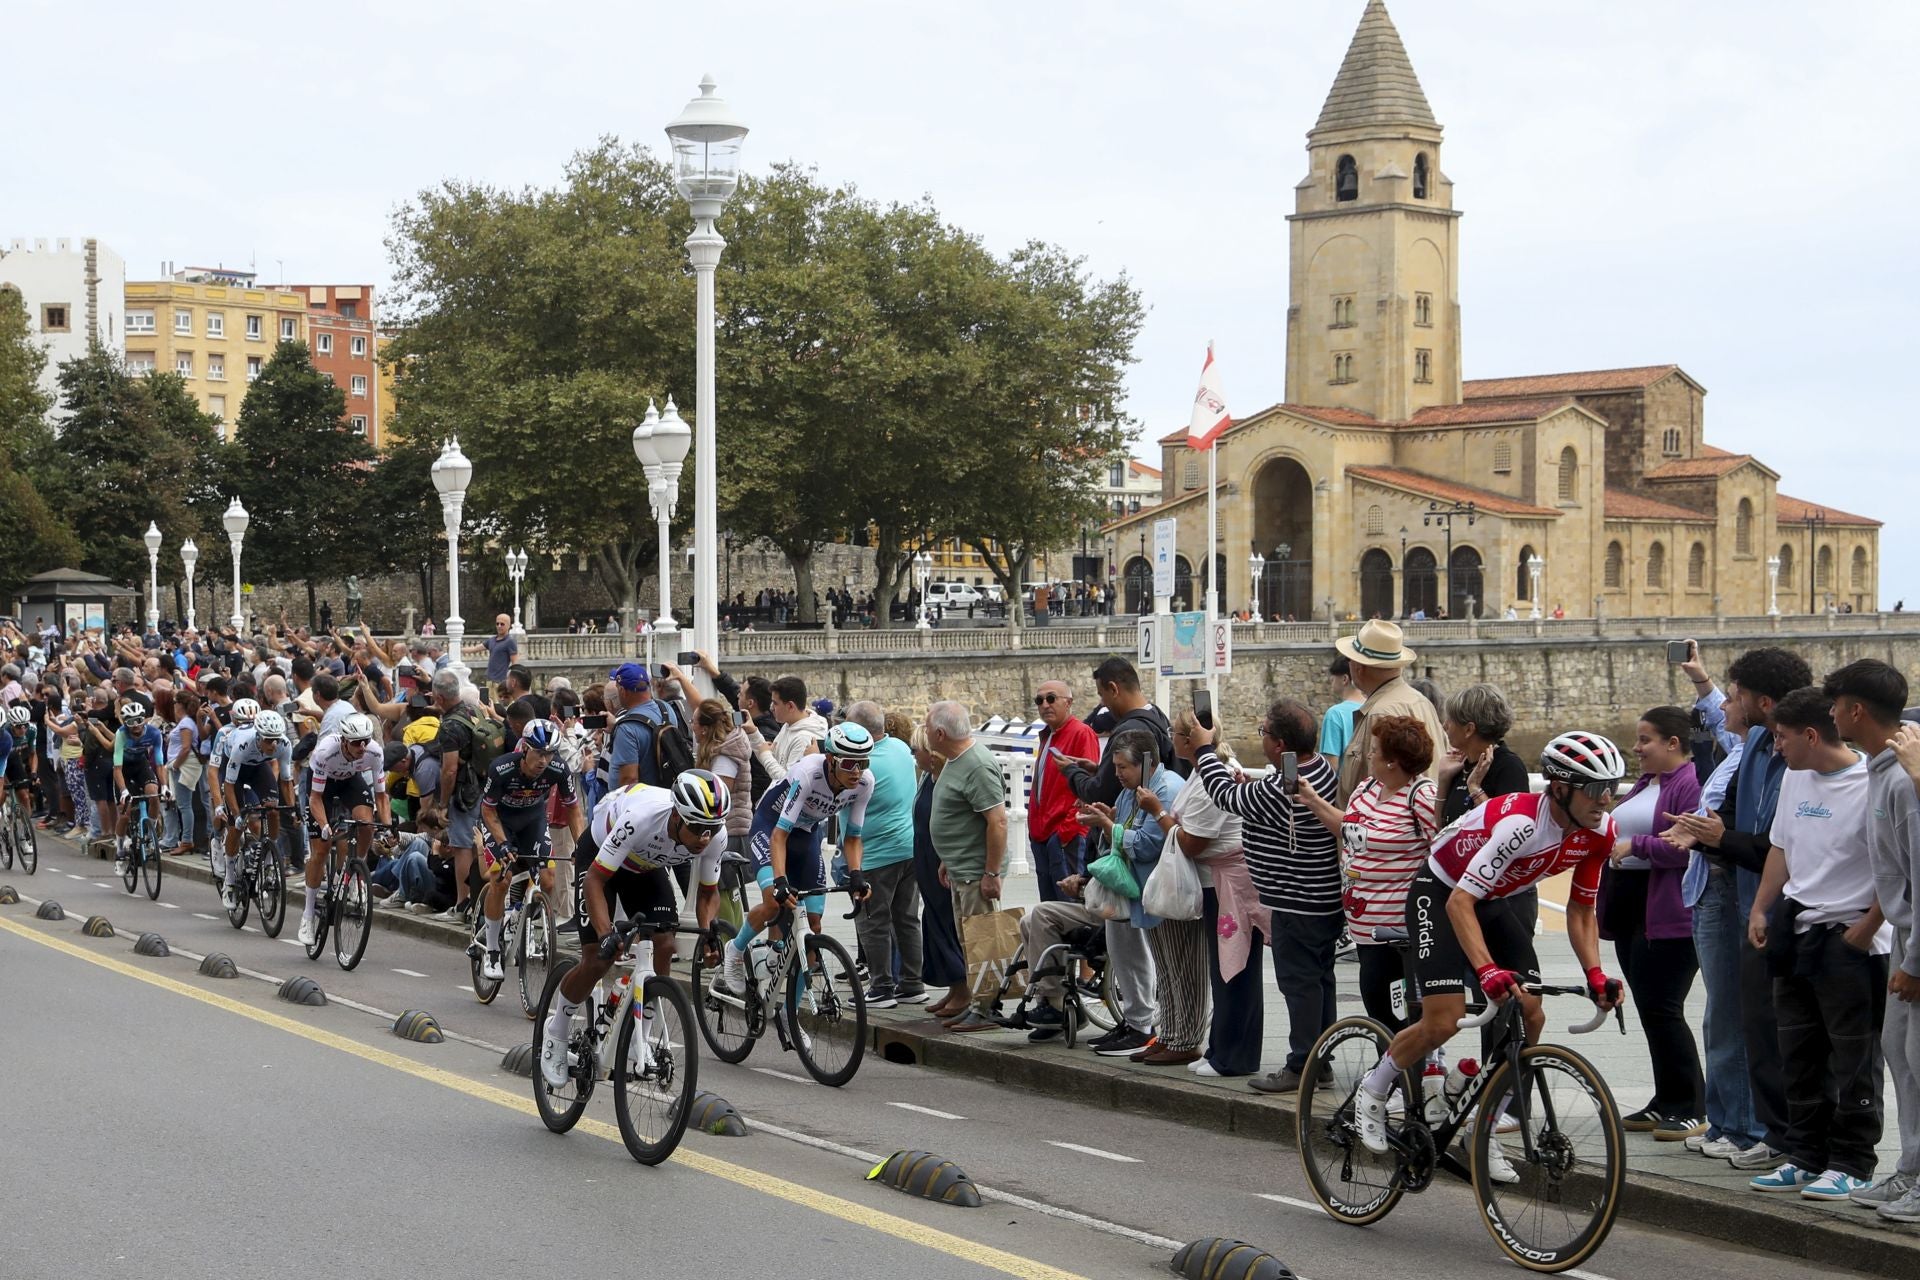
[[1449, 546, 1485, 618], [1404, 548, 1439, 618], [1122, 557, 1152, 615], [1359, 549, 1395, 620], [1253, 456, 1315, 621]]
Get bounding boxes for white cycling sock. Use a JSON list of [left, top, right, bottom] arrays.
[[224, 856, 242, 887], [303, 886, 318, 922], [1362, 1054, 1401, 1099], [546, 997, 579, 1038], [484, 915, 503, 951]]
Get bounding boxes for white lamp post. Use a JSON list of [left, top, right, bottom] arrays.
[[913, 551, 934, 629], [505, 547, 529, 641], [143, 521, 163, 632], [1766, 555, 1781, 616], [222, 498, 249, 631], [632, 398, 691, 633], [431, 437, 474, 680], [1247, 551, 1266, 620], [181, 538, 199, 632], [1526, 554, 1544, 621], [666, 74, 748, 663]]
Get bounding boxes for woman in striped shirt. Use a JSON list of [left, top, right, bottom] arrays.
[[1300, 714, 1438, 1030]]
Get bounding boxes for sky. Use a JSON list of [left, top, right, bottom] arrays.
[[8, 0, 1917, 597]]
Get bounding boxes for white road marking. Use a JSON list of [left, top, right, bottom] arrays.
[[1257, 1193, 1322, 1212], [886, 1101, 967, 1121], [93, 883, 113, 889], [66, 874, 84, 880], [158, 902, 179, 909], [281, 939, 303, 947], [1046, 1140, 1141, 1163], [392, 968, 429, 978], [193, 913, 218, 920], [1568, 1271, 1617, 1280], [750, 1066, 812, 1085], [455, 984, 474, 993], [241, 925, 258, 933]]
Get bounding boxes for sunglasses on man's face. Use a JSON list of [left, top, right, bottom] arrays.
[[685, 821, 723, 839], [1033, 693, 1064, 707]]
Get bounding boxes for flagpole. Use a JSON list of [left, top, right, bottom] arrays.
[[1206, 438, 1220, 718]]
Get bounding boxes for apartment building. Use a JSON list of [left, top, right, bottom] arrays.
[[288, 284, 381, 445], [123, 267, 307, 436], [0, 236, 126, 407]]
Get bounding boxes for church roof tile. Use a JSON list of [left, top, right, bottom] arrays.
[[1644, 454, 1754, 480], [1312, 1, 1438, 134], [1776, 495, 1882, 528], [1403, 397, 1575, 426], [1604, 490, 1710, 522], [1462, 365, 1684, 399], [1347, 466, 1559, 517]]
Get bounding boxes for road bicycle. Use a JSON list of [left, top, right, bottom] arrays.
[[690, 885, 867, 1086], [304, 815, 382, 971], [0, 784, 36, 875], [466, 849, 561, 1017], [532, 918, 698, 1166], [221, 801, 291, 937], [120, 791, 168, 900], [1296, 926, 1626, 1274]]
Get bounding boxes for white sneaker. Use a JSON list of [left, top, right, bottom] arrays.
[[1484, 1141, 1521, 1185], [1354, 1086, 1390, 1154], [1684, 1132, 1709, 1152], [482, 950, 504, 982], [1699, 1136, 1745, 1159], [297, 916, 316, 949], [1729, 1142, 1784, 1170], [221, 885, 239, 913], [114, 858, 129, 877], [718, 946, 747, 995], [380, 895, 410, 911], [539, 1021, 571, 1088]]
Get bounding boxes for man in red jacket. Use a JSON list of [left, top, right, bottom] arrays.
[[1028, 679, 1099, 902]]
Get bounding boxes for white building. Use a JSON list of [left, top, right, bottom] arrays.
[[0, 237, 127, 408]]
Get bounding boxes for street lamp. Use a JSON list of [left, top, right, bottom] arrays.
[[505, 547, 529, 641], [143, 521, 163, 632], [913, 550, 934, 629], [666, 74, 749, 663], [1423, 500, 1477, 617], [1802, 509, 1829, 616], [1766, 554, 1781, 616], [1526, 554, 1543, 621], [1274, 542, 1292, 620], [430, 437, 473, 680], [222, 498, 249, 632], [181, 538, 199, 632], [632, 398, 690, 633], [1247, 551, 1266, 620]]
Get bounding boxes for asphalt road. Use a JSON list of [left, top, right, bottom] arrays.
[[0, 840, 1887, 1280]]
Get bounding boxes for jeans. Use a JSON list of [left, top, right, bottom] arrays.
[[1774, 926, 1889, 1179], [161, 784, 182, 847], [1736, 867, 1791, 1150], [172, 773, 198, 849], [1692, 863, 1760, 1145], [852, 861, 923, 995], [1028, 832, 1086, 903], [1271, 910, 1343, 1074], [370, 836, 440, 905]]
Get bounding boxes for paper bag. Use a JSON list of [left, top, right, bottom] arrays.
[[963, 906, 1027, 1001]]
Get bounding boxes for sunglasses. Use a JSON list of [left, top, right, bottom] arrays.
[[1033, 693, 1064, 707], [1569, 780, 1617, 801], [685, 821, 723, 837]]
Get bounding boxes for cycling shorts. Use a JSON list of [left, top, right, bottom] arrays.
[[4, 752, 29, 786], [120, 754, 157, 792], [570, 830, 678, 946], [232, 760, 279, 805], [1406, 868, 1540, 998], [748, 795, 826, 911], [483, 806, 550, 876], [317, 773, 375, 820]]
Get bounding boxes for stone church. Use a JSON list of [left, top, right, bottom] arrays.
[[1108, 0, 1879, 621]]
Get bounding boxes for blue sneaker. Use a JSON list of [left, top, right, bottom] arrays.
[[1750, 1163, 1816, 1193], [1800, 1169, 1872, 1201]]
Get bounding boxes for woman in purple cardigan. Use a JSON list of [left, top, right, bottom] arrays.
[[1599, 705, 1705, 1139]]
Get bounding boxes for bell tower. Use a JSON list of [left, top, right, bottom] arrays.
[[1285, 0, 1461, 421]]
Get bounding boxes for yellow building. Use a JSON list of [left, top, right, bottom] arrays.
[[123, 269, 308, 438], [1108, 1, 1879, 620]]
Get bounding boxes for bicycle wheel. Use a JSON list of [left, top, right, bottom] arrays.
[[0, 805, 13, 871], [225, 846, 251, 929], [257, 843, 286, 937], [121, 818, 141, 893], [690, 920, 756, 1064], [305, 849, 336, 961], [14, 802, 34, 875], [1297, 1016, 1409, 1226], [532, 958, 594, 1132], [516, 892, 556, 1020], [142, 820, 163, 899], [1472, 1044, 1625, 1273], [470, 910, 503, 1004], [613, 975, 698, 1165], [788, 932, 865, 1087], [333, 857, 372, 971]]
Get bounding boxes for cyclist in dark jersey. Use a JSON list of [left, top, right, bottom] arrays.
[[474, 719, 583, 982]]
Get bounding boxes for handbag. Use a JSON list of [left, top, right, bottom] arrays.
[[1141, 847, 1203, 920], [1088, 825, 1141, 900], [1083, 874, 1129, 921]]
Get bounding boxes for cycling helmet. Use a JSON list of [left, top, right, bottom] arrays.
[[119, 701, 148, 726], [669, 769, 731, 826], [1540, 732, 1627, 787], [519, 718, 560, 753], [823, 721, 874, 762], [340, 712, 377, 744], [231, 697, 260, 724], [254, 709, 288, 741], [7, 705, 29, 726]]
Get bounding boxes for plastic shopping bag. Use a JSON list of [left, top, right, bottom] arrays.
[[1140, 851, 1203, 921]]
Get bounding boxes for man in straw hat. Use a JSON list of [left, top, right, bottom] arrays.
[[1333, 620, 1446, 804]]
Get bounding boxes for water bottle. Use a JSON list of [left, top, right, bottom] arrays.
[[1421, 1059, 1449, 1123], [1442, 1057, 1480, 1116], [750, 943, 773, 990], [605, 971, 632, 1020]]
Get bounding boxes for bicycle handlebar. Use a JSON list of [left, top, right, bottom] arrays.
[[1454, 983, 1623, 1035], [774, 882, 865, 921]]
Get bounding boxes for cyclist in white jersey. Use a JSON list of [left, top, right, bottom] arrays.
[[299, 713, 390, 946], [221, 710, 294, 881]]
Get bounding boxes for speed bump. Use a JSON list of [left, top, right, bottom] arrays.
[[500, 1042, 535, 1077], [690, 1090, 748, 1136], [1170, 1239, 1296, 1280], [133, 932, 170, 957], [278, 975, 327, 1006], [0, 885, 18, 904], [393, 1010, 444, 1044], [35, 900, 65, 921], [864, 1150, 981, 1207], [82, 915, 115, 938], [198, 952, 239, 979]]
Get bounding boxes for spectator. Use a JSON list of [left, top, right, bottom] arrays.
[[605, 662, 682, 790], [166, 691, 202, 857], [690, 696, 752, 858], [1317, 656, 1366, 761], [1746, 687, 1889, 1200], [1601, 706, 1705, 1139], [1299, 714, 1438, 1030], [1194, 698, 1341, 1093], [846, 700, 925, 1008], [1435, 684, 1528, 824], [1332, 621, 1445, 804], [481, 614, 518, 701], [370, 827, 454, 913], [428, 668, 483, 922], [911, 724, 969, 1019], [1027, 679, 1098, 903], [1032, 581, 1052, 627], [740, 676, 781, 800], [1059, 657, 1175, 806], [924, 700, 1009, 1033]]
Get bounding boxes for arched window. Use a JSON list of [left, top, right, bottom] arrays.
[[1852, 546, 1870, 591], [1604, 541, 1624, 589], [1662, 427, 1681, 456], [1516, 544, 1537, 601], [1646, 542, 1666, 590], [1365, 504, 1385, 536], [1557, 447, 1579, 503], [1336, 155, 1358, 202], [1414, 349, 1432, 383], [1688, 542, 1707, 589], [1816, 545, 1834, 590], [1414, 293, 1432, 326], [1735, 498, 1754, 556], [1777, 543, 1795, 590], [1413, 153, 1430, 200]]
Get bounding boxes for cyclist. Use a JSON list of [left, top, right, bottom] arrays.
[[1352, 731, 1627, 1160], [473, 719, 585, 982], [716, 721, 875, 997], [301, 712, 393, 947], [112, 701, 170, 875], [539, 771, 730, 1086], [2, 704, 33, 817], [207, 696, 257, 857], [220, 708, 295, 897]]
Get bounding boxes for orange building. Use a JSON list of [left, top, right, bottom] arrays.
[[288, 284, 381, 446]]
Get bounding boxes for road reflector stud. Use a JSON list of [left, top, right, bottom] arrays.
[[35, 900, 64, 921], [198, 952, 239, 979], [500, 1043, 534, 1077], [690, 1090, 748, 1136], [133, 932, 170, 957], [278, 975, 327, 1006], [0, 885, 18, 904], [865, 1150, 982, 1207], [1171, 1239, 1297, 1280], [82, 915, 115, 938], [394, 1010, 444, 1043]]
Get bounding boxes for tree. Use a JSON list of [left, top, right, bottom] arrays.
[[357, 431, 444, 621], [230, 341, 371, 625], [0, 286, 80, 597]]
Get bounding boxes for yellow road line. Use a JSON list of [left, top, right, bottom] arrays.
[[0, 914, 1089, 1280]]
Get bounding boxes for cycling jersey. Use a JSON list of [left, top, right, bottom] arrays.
[[113, 724, 166, 769], [768, 753, 873, 839], [221, 727, 293, 782], [309, 733, 386, 792], [588, 783, 721, 886], [1425, 791, 1615, 906], [482, 750, 577, 814]]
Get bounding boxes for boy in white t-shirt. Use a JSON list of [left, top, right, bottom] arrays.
[[1748, 687, 1890, 1202]]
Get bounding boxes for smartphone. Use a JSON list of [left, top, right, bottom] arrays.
[[676, 650, 698, 668], [657, 664, 671, 679], [734, 709, 748, 727], [1047, 745, 1071, 765], [1192, 689, 1214, 731], [1282, 751, 1300, 796], [1666, 639, 1693, 664], [578, 713, 610, 730]]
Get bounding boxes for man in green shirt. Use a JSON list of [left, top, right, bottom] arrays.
[[926, 699, 1008, 1031]]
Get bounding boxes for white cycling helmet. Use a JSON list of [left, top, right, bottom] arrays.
[[7, 705, 29, 726], [254, 709, 288, 741], [823, 721, 874, 762], [340, 712, 377, 744], [1540, 731, 1627, 789], [669, 769, 731, 826], [119, 701, 148, 726], [231, 698, 260, 724]]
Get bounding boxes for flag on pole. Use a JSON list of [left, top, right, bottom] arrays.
[[1187, 343, 1232, 451]]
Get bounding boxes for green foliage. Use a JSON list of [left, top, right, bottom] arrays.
[[0, 286, 80, 596]]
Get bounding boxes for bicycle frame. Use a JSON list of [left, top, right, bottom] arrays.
[[704, 886, 860, 1041]]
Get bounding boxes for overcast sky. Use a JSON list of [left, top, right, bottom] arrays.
[[10, 1, 1916, 598]]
